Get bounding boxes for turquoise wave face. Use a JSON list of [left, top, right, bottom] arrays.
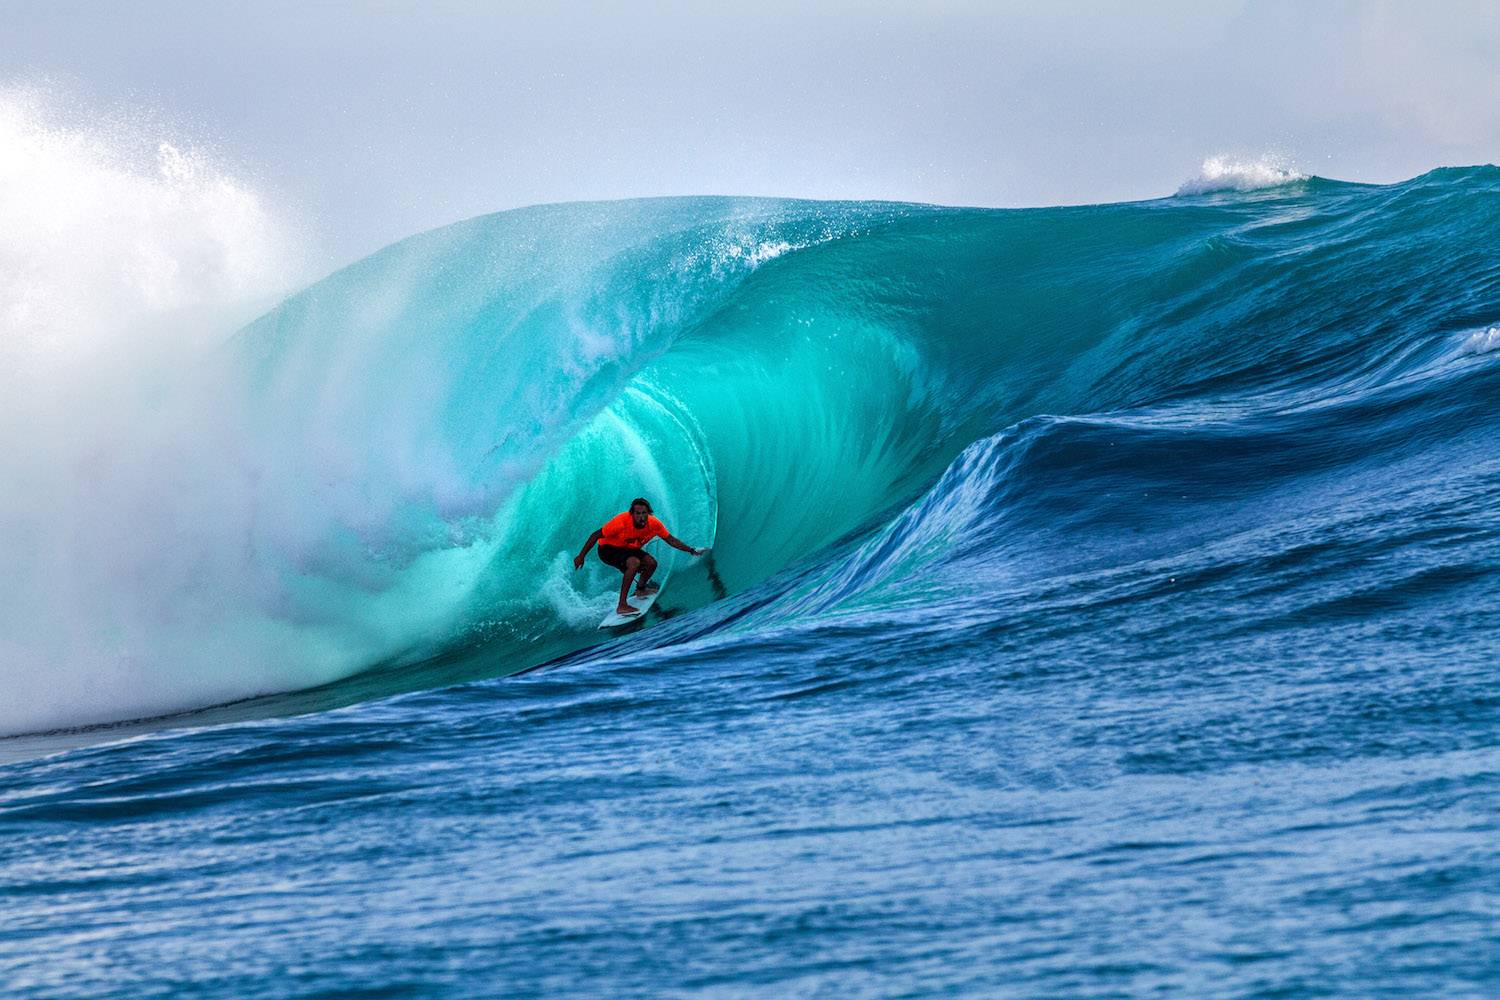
[[8, 167, 1497, 735], [223, 168, 1500, 709]]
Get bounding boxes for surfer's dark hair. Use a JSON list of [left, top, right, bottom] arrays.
[[630, 497, 653, 513]]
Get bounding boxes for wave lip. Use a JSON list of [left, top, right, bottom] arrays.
[[1176, 154, 1308, 196]]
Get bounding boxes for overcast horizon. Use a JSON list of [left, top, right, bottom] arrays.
[[4, 0, 1498, 265]]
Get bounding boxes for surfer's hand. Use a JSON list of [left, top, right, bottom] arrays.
[[573, 554, 585, 570], [693, 547, 708, 557]]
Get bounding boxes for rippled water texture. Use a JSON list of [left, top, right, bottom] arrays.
[[3, 169, 1499, 996]]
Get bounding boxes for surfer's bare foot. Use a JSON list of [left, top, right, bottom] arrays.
[[635, 582, 659, 596], [616, 603, 640, 616]]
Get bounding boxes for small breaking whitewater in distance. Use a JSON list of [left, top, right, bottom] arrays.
[[1175, 153, 1309, 194]]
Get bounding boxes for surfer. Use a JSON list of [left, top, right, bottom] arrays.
[[573, 498, 708, 616]]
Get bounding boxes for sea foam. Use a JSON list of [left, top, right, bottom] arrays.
[[1176, 154, 1308, 195], [0, 87, 313, 735], [1461, 325, 1500, 355]]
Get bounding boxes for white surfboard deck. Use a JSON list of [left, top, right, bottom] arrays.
[[598, 588, 662, 629]]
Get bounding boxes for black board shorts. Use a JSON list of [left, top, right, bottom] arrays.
[[597, 544, 648, 571]]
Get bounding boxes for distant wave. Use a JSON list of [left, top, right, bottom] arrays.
[[1176, 154, 1309, 195]]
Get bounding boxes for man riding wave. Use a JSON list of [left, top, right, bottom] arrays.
[[573, 497, 707, 616]]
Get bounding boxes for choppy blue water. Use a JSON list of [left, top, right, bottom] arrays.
[[3, 169, 1499, 997]]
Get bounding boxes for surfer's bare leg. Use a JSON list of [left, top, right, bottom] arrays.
[[634, 553, 659, 595], [617, 557, 641, 614]]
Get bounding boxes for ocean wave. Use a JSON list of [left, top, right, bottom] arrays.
[[4, 157, 1498, 736], [1175, 154, 1309, 195]]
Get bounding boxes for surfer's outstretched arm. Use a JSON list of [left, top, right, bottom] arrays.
[[573, 529, 603, 570], [662, 534, 708, 556]]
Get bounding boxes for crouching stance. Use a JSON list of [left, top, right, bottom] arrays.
[[573, 498, 707, 616]]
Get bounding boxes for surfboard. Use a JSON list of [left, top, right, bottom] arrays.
[[598, 588, 662, 629]]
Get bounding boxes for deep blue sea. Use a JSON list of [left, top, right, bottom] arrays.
[[3, 167, 1499, 997]]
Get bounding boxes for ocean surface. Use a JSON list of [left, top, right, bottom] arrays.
[[3, 165, 1499, 997]]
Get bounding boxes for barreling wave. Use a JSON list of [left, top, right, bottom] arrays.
[[4, 162, 1499, 736]]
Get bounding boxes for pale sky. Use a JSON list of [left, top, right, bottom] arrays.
[[3, 0, 1498, 265]]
